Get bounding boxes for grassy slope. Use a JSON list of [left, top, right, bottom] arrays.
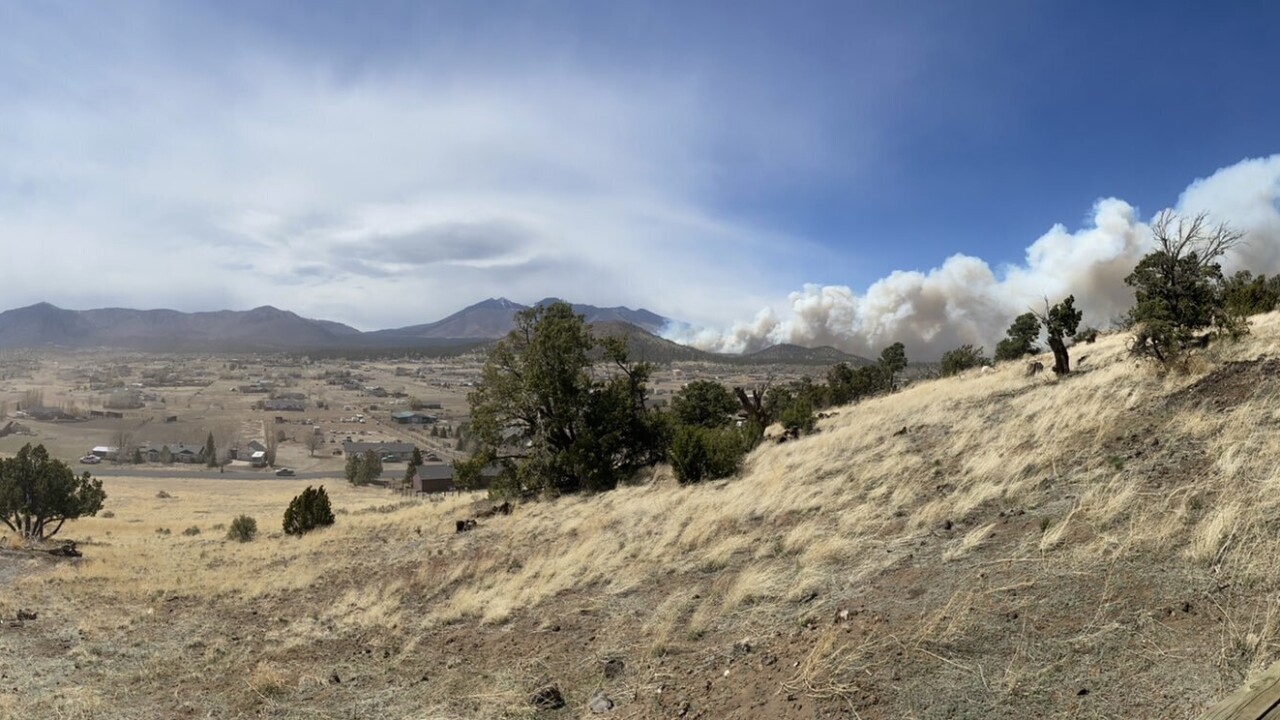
[[8, 315, 1280, 717]]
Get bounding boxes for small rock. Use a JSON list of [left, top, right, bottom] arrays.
[[761, 654, 777, 666], [1077, 688, 1089, 696], [732, 640, 752, 655], [530, 685, 565, 710], [603, 657, 625, 679], [16, 610, 37, 622], [589, 690, 614, 713], [329, 672, 341, 684]]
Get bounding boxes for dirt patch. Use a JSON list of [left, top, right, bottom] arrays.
[[1167, 357, 1280, 411]]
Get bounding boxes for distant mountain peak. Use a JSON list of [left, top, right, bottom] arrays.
[[470, 297, 524, 310], [372, 298, 670, 341]]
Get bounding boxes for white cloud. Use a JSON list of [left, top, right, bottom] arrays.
[[0, 8, 837, 330]]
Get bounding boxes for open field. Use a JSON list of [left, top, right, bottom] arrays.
[[8, 319, 1280, 717]]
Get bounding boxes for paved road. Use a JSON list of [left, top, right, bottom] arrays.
[[86, 466, 351, 481]]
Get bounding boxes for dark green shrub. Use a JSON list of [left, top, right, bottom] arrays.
[[182, 526, 200, 536], [227, 514, 257, 542], [671, 380, 738, 429], [940, 344, 988, 377], [779, 398, 816, 435], [1073, 327, 1099, 344], [995, 313, 1041, 362], [670, 425, 747, 484], [283, 486, 335, 536]]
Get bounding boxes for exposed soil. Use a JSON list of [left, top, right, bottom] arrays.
[[1167, 357, 1280, 411]]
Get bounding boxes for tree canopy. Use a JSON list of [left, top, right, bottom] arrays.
[[670, 380, 738, 429], [457, 302, 667, 497], [0, 443, 106, 541], [940, 344, 989, 377], [1126, 210, 1247, 366], [995, 312, 1041, 362], [878, 342, 907, 390]]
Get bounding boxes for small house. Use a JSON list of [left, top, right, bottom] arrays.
[[342, 441, 416, 462], [391, 411, 437, 425], [410, 463, 500, 494]]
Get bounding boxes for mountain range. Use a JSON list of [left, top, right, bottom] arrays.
[[0, 299, 869, 365], [365, 297, 667, 341]]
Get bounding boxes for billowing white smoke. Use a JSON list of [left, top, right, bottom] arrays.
[[667, 155, 1280, 359]]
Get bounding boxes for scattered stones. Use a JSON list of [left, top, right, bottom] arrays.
[[529, 685, 565, 710], [589, 690, 614, 713], [16, 609, 37, 621], [602, 657, 625, 679]]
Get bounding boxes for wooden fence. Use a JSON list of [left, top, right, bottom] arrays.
[[1199, 662, 1280, 719]]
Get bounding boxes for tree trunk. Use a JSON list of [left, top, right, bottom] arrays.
[[1048, 337, 1070, 375], [734, 387, 766, 427]]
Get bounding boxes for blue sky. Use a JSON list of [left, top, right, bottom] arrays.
[[2, 1, 1279, 354]]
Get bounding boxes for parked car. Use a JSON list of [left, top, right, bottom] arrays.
[[79, 455, 101, 464], [274, 467, 295, 477]]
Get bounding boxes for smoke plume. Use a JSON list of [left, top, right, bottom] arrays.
[[666, 155, 1280, 359]]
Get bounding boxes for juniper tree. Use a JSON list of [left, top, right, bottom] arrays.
[[1033, 296, 1083, 375], [0, 443, 106, 541], [1125, 210, 1246, 367], [940, 345, 989, 377], [995, 313, 1041, 362], [283, 486, 335, 536], [878, 342, 908, 390], [456, 302, 666, 497]]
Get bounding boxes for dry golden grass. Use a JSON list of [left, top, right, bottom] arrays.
[[10, 313, 1280, 717]]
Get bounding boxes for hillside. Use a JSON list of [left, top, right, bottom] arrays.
[[9, 316, 1280, 717], [740, 342, 873, 366], [589, 320, 714, 363]]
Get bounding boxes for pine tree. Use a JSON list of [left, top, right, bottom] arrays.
[[205, 432, 218, 468], [402, 447, 423, 490]]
